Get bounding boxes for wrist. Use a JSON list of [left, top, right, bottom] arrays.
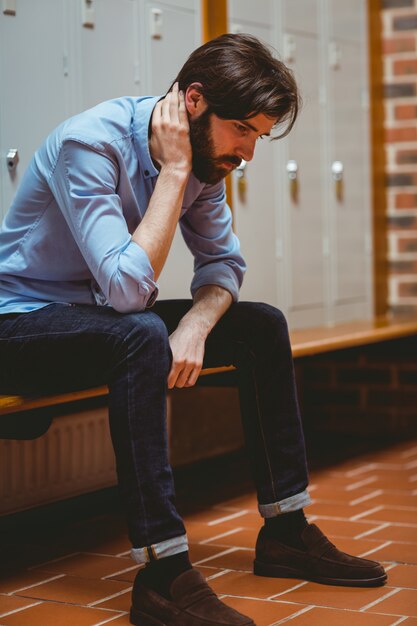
[[160, 163, 191, 181]]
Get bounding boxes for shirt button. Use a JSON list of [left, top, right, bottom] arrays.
[[144, 169, 149, 176]]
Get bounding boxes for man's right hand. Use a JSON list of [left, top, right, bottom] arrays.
[[150, 82, 192, 176]]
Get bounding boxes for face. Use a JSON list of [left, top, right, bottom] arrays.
[[189, 108, 277, 185]]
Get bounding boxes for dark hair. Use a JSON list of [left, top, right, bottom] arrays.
[[171, 33, 300, 139]]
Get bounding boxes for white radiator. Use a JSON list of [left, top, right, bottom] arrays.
[[0, 406, 117, 515]]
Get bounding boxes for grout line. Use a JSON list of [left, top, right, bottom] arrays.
[[267, 581, 308, 600], [6, 574, 66, 594], [208, 510, 249, 526], [194, 547, 241, 565], [350, 505, 385, 520], [200, 527, 244, 545], [205, 569, 232, 581], [28, 552, 80, 570], [401, 445, 417, 458], [405, 459, 417, 470], [359, 587, 402, 612], [93, 612, 128, 626], [346, 476, 378, 491], [409, 474, 417, 482], [384, 563, 398, 572], [271, 605, 315, 624], [102, 564, 139, 579], [308, 484, 318, 492], [390, 617, 409, 626], [0, 600, 43, 618], [346, 463, 378, 477], [359, 540, 392, 558], [355, 522, 391, 540], [349, 489, 383, 506], [88, 586, 132, 607]]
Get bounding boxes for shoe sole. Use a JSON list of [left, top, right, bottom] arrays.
[[130, 607, 166, 625], [254, 560, 388, 588]]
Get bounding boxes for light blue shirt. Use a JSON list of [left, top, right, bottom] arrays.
[[0, 96, 246, 314]]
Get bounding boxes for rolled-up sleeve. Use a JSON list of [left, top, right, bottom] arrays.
[[49, 140, 158, 313], [180, 181, 246, 302]]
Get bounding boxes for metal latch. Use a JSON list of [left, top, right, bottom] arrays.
[[6, 149, 19, 172]]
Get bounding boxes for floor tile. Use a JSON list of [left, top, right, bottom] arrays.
[[307, 502, 371, 519], [277, 581, 391, 610], [371, 494, 417, 508], [386, 564, 417, 589], [95, 588, 131, 612], [34, 553, 134, 579], [284, 606, 398, 625], [359, 507, 417, 525], [368, 541, 417, 564], [0, 571, 64, 595], [362, 525, 417, 543], [309, 519, 381, 539], [203, 528, 258, 549], [221, 596, 300, 626], [197, 548, 254, 572], [366, 589, 417, 617], [0, 601, 123, 626], [209, 570, 304, 599], [14, 574, 129, 605], [0, 595, 41, 617], [188, 542, 230, 564]]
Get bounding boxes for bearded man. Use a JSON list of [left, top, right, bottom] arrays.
[[0, 34, 386, 626]]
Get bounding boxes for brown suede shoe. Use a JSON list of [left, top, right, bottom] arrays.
[[254, 524, 387, 587], [130, 567, 256, 625]]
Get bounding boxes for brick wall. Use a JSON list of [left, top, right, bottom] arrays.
[[300, 336, 417, 437], [383, 0, 417, 314]]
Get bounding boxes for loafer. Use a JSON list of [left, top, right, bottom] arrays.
[[130, 567, 255, 625], [254, 523, 387, 587]]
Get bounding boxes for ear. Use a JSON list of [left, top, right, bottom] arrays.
[[185, 82, 208, 118]]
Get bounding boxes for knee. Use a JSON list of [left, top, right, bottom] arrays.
[[118, 312, 171, 364], [239, 302, 289, 333]]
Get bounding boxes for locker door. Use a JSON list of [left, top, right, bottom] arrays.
[[280, 30, 326, 328], [0, 0, 69, 219], [326, 3, 373, 322], [143, 0, 201, 300], [74, 0, 139, 110], [228, 1, 279, 306]]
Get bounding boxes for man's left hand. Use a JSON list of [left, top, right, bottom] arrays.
[[167, 321, 207, 389]]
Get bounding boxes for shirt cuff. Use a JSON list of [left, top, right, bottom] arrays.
[[191, 264, 240, 302]]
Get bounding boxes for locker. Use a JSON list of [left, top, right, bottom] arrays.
[[145, 0, 201, 300], [71, 0, 139, 110], [228, 1, 279, 306], [0, 0, 70, 219]]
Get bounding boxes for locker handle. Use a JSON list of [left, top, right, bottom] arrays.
[[6, 148, 19, 173], [332, 161, 344, 202], [236, 159, 247, 202], [287, 160, 298, 203]]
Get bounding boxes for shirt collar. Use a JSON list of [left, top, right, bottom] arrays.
[[132, 96, 161, 180]]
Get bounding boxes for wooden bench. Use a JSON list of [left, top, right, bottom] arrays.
[[2, 316, 417, 438]]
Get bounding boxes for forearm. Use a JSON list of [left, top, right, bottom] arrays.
[[177, 284, 233, 338], [131, 167, 189, 280]]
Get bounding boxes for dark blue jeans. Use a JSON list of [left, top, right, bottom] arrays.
[[0, 300, 310, 563]]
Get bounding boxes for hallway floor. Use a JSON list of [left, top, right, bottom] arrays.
[[0, 437, 416, 625]]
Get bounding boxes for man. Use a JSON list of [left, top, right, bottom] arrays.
[[0, 34, 386, 626]]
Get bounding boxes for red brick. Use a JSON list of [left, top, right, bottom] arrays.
[[395, 192, 417, 209], [398, 236, 417, 253], [383, 36, 416, 54], [395, 104, 417, 120], [393, 58, 417, 75], [399, 280, 417, 296], [386, 126, 417, 142]]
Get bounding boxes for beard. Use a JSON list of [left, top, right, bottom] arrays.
[[189, 109, 242, 185]]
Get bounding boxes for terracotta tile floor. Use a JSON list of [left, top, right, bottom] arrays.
[[1, 438, 417, 625]]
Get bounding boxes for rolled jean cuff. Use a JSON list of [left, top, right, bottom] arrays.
[[258, 489, 311, 518], [130, 533, 189, 564]]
